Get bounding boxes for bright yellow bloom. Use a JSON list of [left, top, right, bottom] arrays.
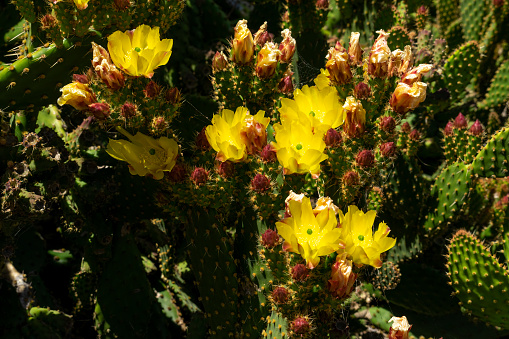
[[57, 81, 96, 110], [73, 0, 89, 10], [279, 85, 344, 131], [107, 25, 173, 78], [272, 120, 328, 178], [314, 68, 331, 90], [106, 127, 179, 180], [205, 107, 269, 162], [276, 195, 344, 269], [338, 205, 396, 268]]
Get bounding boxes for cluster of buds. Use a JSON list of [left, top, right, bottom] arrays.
[[444, 113, 484, 137]]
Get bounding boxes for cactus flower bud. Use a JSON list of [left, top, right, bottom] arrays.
[[114, 0, 130, 10], [165, 87, 181, 105], [144, 81, 161, 98], [254, 22, 272, 46], [494, 0, 504, 7], [342, 171, 359, 186], [380, 142, 397, 157], [261, 229, 279, 248], [469, 119, 483, 136], [409, 129, 421, 141], [279, 29, 296, 63], [326, 44, 352, 85], [354, 82, 371, 99], [356, 149, 375, 167], [73, 73, 89, 84], [368, 30, 391, 78], [324, 128, 342, 147], [151, 116, 168, 133], [272, 286, 289, 304], [251, 173, 271, 192], [380, 116, 396, 133], [196, 126, 211, 150], [389, 82, 427, 114], [291, 264, 309, 281], [401, 64, 432, 85], [91, 42, 125, 90], [389, 316, 412, 339], [121, 102, 137, 118], [316, 0, 329, 9], [260, 144, 277, 162], [443, 121, 454, 136], [342, 96, 366, 137], [88, 102, 110, 120], [212, 51, 228, 72], [291, 317, 311, 335], [191, 167, 209, 185], [348, 32, 362, 65], [454, 113, 468, 129], [217, 161, 235, 178], [328, 253, 357, 299], [57, 81, 96, 110], [255, 42, 281, 79], [231, 19, 255, 65], [401, 122, 411, 133], [168, 163, 187, 182], [278, 72, 294, 93], [40, 13, 58, 30]]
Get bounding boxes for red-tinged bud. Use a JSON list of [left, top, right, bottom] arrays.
[[40, 14, 58, 30], [380, 142, 397, 157], [354, 82, 371, 99], [401, 64, 432, 85], [328, 253, 357, 299], [278, 73, 294, 94], [165, 87, 181, 105], [401, 122, 411, 133], [343, 96, 366, 137], [291, 317, 311, 335], [168, 163, 187, 182], [114, 0, 130, 10], [326, 44, 353, 85], [91, 42, 125, 90], [409, 129, 420, 141], [121, 102, 137, 118], [254, 22, 273, 46], [272, 286, 289, 304], [494, 0, 504, 7], [417, 5, 428, 15], [260, 144, 277, 162], [348, 32, 362, 65], [324, 128, 342, 147], [342, 171, 359, 186], [212, 51, 228, 72], [196, 126, 211, 150], [279, 29, 296, 63], [251, 173, 271, 192], [217, 161, 235, 178], [389, 82, 427, 114], [261, 229, 279, 248], [291, 264, 309, 281], [88, 102, 110, 120], [469, 119, 483, 136], [144, 81, 161, 98], [316, 0, 329, 9], [444, 121, 454, 136], [389, 316, 412, 339], [368, 30, 391, 78], [380, 116, 396, 133], [191, 167, 209, 185], [151, 116, 168, 133], [73, 74, 88, 84], [231, 19, 255, 65], [255, 42, 281, 79], [356, 150, 375, 167], [454, 113, 468, 129]]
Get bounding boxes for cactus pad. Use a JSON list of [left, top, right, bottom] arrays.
[[442, 41, 480, 103], [471, 126, 509, 178]]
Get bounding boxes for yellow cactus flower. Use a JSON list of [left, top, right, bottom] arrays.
[[231, 19, 255, 65], [279, 85, 344, 131], [107, 25, 173, 78], [106, 127, 179, 180], [314, 68, 332, 90], [389, 81, 427, 114], [276, 195, 344, 269], [272, 120, 329, 178], [57, 81, 96, 110], [205, 107, 269, 162], [338, 205, 396, 268], [73, 0, 89, 10]]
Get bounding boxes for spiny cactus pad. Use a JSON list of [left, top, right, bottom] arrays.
[[446, 230, 509, 329], [471, 126, 509, 178], [442, 41, 480, 103], [478, 59, 509, 109]]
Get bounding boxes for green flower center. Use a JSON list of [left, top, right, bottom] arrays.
[[134, 47, 141, 52], [358, 235, 365, 241], [149, 148, 156, 155], [296, 143, 303, 150], [140, 147, 167, 168], [307, 229, 313, 235], [309, 111, 316, 117]]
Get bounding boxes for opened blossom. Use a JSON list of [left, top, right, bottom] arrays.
[[57, 81, 96, 110], [390, 82, 427, 114], [107, 25, 173, 78]]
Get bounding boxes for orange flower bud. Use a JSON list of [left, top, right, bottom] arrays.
[[278, 71, 294, 93], [401, 64, 432, 85], [57, 81, 96, 110], [348, 32, 362, 65], [255, 42, 281, 79], [231, 19, 255, 65], [279, 29, 296, 63], [91, 42, 125, 90], [342, 96, 366, 137], [368, 30, 391, 78], [390, 82, 427, 114], [328, 253, 357, 299], [212, 51, 228, 72], [326, 43, 352, 85]]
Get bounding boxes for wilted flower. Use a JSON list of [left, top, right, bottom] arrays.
[[338, 205, 396, 268], [326, 43, 353, 85], [387, 49, 404, 77], [279, 29, 296, 63], [231, 19, 255, 65], [368, 30, 391, 78], [106, 127, 179, 180], [255, 42, 281, 79], [57, 81, 96, 110], [107, 25, 173, 78], [401, 64, 432, 85], [389, 316, 412, 339], [399, 45, 413, 74], [91, 42, 125, 90], [348, 32, 362, 64], [389, 82, 427, 114], [328, 253, 357, 299], [276, 195, 344, 269], [240, 111, 270, 154], [342, 96, 366, 137]]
